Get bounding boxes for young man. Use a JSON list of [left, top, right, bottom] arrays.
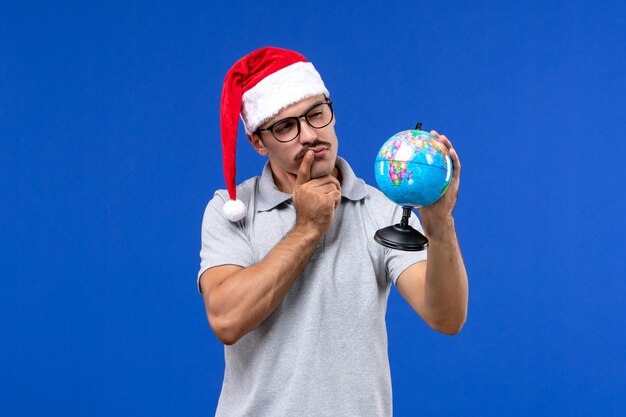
[[198, 46, 468, 417]]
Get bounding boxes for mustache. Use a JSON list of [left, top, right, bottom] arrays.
[[294, 140, 332, 161]]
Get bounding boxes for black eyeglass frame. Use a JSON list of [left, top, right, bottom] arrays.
[[253, 98, 334, 143]]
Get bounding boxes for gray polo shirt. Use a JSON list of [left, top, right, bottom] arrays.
[[198, 157, 427, 417]]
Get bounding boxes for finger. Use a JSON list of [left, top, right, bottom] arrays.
[[296, 151, 314, 185], [321, 182, 342, 194], [430, 130, 439, 137], [449, 147, 461, 179], [309, 174, 341, 191], [308, 182, 337, 194], [439, 135, 453, 151], [325, 175, 341, 191], [434, 134, 460, 179], [331, 190, 342, 209]]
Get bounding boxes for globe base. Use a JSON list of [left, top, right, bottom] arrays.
[[374, 223, 428, 251], [374, 207, 429, 251]]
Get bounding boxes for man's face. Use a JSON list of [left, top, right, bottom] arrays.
[[249, 94, 338, 183]]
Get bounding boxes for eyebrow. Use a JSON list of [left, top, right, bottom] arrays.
[[265, 99, 327, 126]]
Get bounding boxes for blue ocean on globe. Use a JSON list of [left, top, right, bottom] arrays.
[[375, 129, 453, 208]]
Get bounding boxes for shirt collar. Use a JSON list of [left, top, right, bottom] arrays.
[[257, 156, 368, 212]]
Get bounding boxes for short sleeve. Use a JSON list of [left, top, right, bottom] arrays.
[[383, 205, 428, 285], [197, 192, 256, 293]]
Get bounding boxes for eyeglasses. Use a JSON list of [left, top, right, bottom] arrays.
[[254, 99, 334, 143]]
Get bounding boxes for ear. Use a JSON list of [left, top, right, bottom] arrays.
[[247, 133, 268, 156]]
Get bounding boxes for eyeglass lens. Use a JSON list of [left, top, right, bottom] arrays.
[[271, 102, 333, 142]]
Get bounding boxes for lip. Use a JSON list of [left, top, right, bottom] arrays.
[[310, 146, 329, 157]]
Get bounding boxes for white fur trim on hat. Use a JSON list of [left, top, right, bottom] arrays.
[[241, 61, 329, 134], [223, 199, 246, 222]]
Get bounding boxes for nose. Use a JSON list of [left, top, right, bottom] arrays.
[[298, 116, 318, 144]]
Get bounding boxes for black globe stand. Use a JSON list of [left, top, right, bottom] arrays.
[[374, 206, 428, 251]]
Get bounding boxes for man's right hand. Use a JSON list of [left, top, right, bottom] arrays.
[[292, 150, 342, 237], [201, 151, 342, 345]]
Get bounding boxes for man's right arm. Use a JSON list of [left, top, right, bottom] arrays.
[[200, 150, 341, 345], [200, 225, 320, 345]]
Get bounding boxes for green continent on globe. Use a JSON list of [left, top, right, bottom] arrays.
[[388, 161, 407, 185]]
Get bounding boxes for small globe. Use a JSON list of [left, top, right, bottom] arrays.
[[375, 129, 453, 208]]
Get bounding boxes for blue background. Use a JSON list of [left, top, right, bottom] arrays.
[[2, 1, 625, 416]]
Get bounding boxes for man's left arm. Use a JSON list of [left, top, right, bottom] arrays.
[[395, 131, 468, 335]]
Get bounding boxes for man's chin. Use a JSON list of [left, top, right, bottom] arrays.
[[310, 160, 336, 179]]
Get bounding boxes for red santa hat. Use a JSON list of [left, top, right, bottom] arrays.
[[220, 46, 329, 221]]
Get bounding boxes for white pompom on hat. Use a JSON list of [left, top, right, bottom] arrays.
[[219, 46, 329, 221]]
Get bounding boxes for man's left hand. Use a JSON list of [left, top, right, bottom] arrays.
[[416, 130, 461, 239]]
